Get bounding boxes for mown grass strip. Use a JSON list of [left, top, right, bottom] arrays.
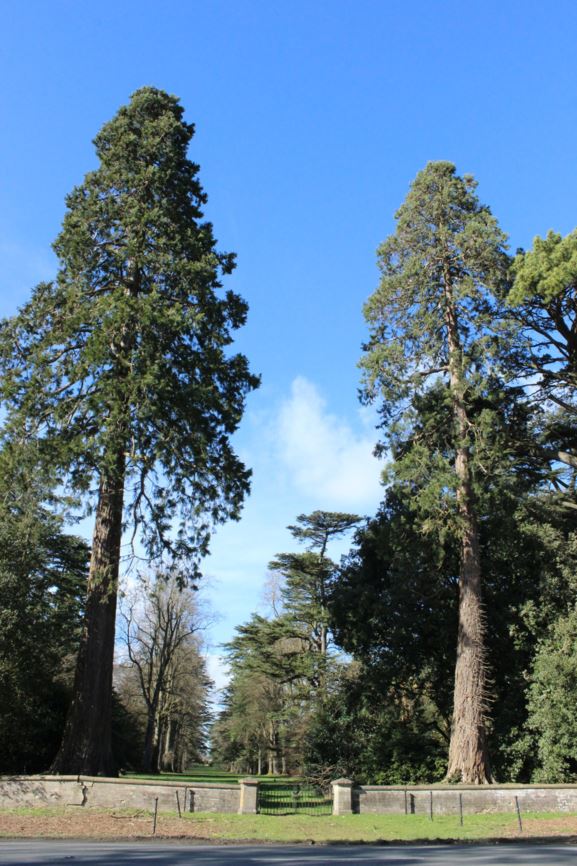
[[123, 767, 297, 786], [173, 811, 576, 843], [2, 807, 576, 843]]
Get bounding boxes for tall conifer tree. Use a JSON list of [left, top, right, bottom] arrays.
[[0, 88, 259, 774], [361, 162, 509, 783], [271, 512, 362, 661]]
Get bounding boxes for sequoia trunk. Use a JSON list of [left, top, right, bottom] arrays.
[[445, 434, 492, 782], [444, 273, 492, 784], [51, 450, 125, 776]]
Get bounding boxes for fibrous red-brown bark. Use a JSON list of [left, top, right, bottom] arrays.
[[445, 452, 492, 783], [444, 273, 492, 784], [51, 450, 125, 776]]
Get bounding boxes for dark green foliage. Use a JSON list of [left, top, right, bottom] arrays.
[[0, 87, 259, 571], [283, 513, 361, 623], [326, 493, 457, 782], [526, 604, 577, 782], [508, 230, 577, 413], [304, 665, 447, 785], [481, 493, 577, 780], [270, 512, 363, 689], [0, 445, 88, 772], [287, 512, 362, 556], [110, 691, 145, 772], [323, 382, 576, 783], [322, 495, 576, 783], [505, 229, 577, 509], [226, 613, 312, 686], [361, 161, 509, 417]]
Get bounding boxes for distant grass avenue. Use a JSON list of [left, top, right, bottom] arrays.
[[1, 807, 577, 842], [122, 767, 296, 785]]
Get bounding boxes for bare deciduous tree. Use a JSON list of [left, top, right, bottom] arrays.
[[118, 572, 212, 773]]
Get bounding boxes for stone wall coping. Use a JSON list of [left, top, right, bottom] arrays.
[[357, 783, 577, 791], [0, 775, 239, 790], [6, 775, 577, 793]]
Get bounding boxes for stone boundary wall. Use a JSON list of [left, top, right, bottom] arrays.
[[0, 775, 240, 813], [338, 781, 577, 816], [4, 776, 577, 817]]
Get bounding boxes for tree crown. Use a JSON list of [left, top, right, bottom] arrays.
[[0, 88, 259, 573], [360, 161, 509, 417]]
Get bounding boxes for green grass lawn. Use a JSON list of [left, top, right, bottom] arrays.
[[173, 811, 576, 842], [2, 807, 575, 843]]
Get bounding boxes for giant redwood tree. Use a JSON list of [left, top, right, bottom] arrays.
[[360, 162, 509, 783], [0, 88, 259, 775]]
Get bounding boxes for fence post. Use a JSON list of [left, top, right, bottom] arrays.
[[238, 778, 259, 814], [331, 778, 354, 816], [515, 795, 523, 832], [152, 797, 158, 835]]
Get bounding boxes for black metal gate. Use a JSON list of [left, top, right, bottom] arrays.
[[257, 782, 333, 816]]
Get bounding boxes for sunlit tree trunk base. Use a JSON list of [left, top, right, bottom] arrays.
[[51, 461, 124, 776], [50, 593, 118, 776], [445, 548, 493, 784]]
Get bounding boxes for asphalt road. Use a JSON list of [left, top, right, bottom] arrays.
[[1, 842, 577, 865]]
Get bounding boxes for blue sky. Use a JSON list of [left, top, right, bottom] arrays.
[[3, 0, 577, 689]]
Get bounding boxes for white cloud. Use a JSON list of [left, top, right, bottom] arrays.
[[185, 377, 385, 649], [274, 376, 383, 509]]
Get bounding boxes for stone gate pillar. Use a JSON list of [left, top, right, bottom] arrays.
[[331, 778, 354, 815], [238, 778, 259, 814]]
